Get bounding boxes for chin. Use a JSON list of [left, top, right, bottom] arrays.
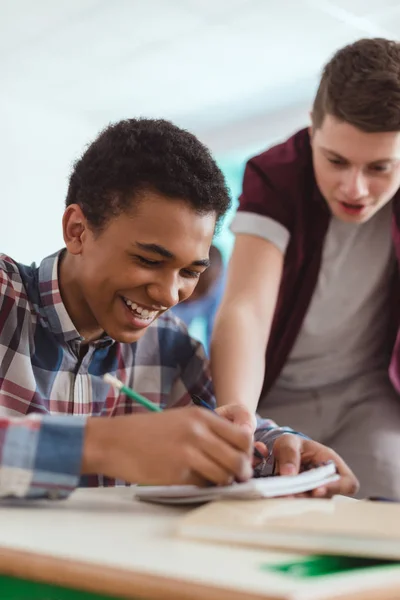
[[335, 212, 365, 224], [338, 210, 374, 224], [109, 329, 148, 344], [99, 320, 148, 344], [99, 302, 159, 343], [330, 203, 374, 224]]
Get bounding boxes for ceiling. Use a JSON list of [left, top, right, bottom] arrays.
[[2, 0, 400, 149]]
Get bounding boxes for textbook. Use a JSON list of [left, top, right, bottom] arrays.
[[177, 496, 400, 560], [134, 462, 339, 505]]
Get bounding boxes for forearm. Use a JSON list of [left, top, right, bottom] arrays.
[[211, 306, 268, 413], [0, 415, 85, 499], [0, 414, 133, 499]]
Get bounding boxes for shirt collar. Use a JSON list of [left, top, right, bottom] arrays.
[[38, 250, 114, 347]]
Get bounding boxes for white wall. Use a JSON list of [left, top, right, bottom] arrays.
[[1, 98, 310, 266], [2, 0, 397, 266], [199, 103, 311, 159], [1, 97, 99, 264]]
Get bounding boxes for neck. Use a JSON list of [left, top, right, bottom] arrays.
[[58, 252, 104, 343]]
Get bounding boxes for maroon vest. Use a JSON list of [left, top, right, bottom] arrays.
[[238, 129, 400, 396]]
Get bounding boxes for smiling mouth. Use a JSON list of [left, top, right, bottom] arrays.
[[121, 297, 159, 321]]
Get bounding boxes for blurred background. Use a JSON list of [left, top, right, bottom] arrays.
[[1, 0, 399, 344]]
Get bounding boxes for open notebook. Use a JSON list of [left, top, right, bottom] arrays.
[[134, 462, 339, 505], [177, 496, 400, 560]]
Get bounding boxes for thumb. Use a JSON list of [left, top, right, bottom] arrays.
[[234, 410, 257, 434], [273, 434, 302, 476], [215, 405, 256, 434]]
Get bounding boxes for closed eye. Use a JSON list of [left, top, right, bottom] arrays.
[[328, 158, 347, 167], [181, 269, 201, 279], [136, 255, 203, 278], [135, 255, 161, 266], [369, 164, 390, 173]]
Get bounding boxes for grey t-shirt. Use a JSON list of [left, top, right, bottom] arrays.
[[231, 201, 395, 389]]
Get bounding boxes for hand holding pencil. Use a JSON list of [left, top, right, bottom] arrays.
[[93, 373, 254, 487]]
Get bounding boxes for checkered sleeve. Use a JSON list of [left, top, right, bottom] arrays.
[[0, 257, 19, 323], [254, 417, 311, 476], [184, 340, 215, 408], [0, 414, 85, 499], [167, 325, 215, 409]]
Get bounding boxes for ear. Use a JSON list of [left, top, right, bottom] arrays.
[[62, 204, 89, 255]]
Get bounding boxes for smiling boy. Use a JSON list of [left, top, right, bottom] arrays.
[[0, 118, 356, 499]]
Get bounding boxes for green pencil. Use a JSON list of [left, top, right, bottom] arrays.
[[103, 373, 162, 412]]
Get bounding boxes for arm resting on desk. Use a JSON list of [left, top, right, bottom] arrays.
[[0, 415, 85, 499]]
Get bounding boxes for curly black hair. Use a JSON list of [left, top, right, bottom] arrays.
[[66, 118, 231, 230]]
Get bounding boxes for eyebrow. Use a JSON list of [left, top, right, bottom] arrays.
[[321, 147, 397, 165], [135, 242, 211, 268]]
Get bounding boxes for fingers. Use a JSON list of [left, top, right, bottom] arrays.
[[235, 409, 257, 434], [199, 430, 253, 483], [252, 441, 268, 468], [253, 441, 268, 459], [272, 434, 302, 475], [297, 440, 360, 498], [201, 408, 253, 454], [189, 443, 252, 486], [187, 450, 236, 487], [310, 486, 329, 498], [332, 455, 359, 496], [318, 458, 359, 497], [184, 408, 253, 484]]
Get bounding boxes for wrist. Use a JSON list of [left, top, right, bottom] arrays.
[[216, 397, 248, 408], [82, 415, 145, 482], [81, 417, 111, 475]]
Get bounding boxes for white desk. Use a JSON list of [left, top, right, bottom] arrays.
[[0, 488, 399, 600]]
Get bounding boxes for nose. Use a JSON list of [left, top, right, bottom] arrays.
[[146, 273, 181, 308], [340, 168, 368, 200]]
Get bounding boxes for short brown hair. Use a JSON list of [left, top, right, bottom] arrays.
[[312, 38, 400, 132]]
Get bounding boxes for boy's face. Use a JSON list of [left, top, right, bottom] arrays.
[[310, 114, 400, 223], [62, 193, 216, 343]]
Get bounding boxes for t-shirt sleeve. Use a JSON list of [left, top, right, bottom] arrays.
[[230, 160, 293, 254]]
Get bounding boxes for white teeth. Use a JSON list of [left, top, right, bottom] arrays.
[[123, 298, 156, 320]]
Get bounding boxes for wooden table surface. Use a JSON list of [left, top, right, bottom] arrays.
[[0, 488, 399, 600]]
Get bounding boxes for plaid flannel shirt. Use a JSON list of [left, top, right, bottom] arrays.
[[0, 250, 299, 499]]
